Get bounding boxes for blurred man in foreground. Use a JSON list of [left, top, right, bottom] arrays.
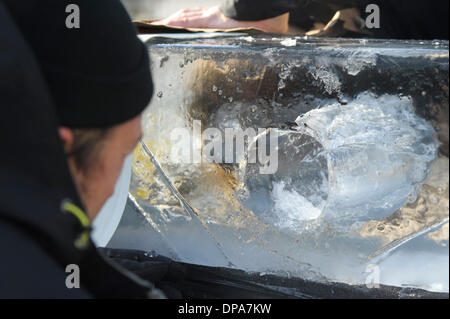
[[0, 0, 164, 298]]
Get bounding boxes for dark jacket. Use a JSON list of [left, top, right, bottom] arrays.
[[0, 2, 156, 298], [221, 0, 449, 40]]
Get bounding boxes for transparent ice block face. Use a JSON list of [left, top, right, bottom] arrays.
[[123, 37, 449, 291]]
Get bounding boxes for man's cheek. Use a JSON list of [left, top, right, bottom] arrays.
[[108, 160, 125, 193]]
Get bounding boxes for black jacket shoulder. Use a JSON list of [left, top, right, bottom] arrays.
[[0, 219, 90, 299]]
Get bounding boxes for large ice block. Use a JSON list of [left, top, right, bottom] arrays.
[[108, 35, 449, 292]]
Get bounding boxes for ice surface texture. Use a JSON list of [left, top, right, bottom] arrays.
[[295, 93, 439, 225]]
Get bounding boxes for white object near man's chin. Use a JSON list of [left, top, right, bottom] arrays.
[[91, 154, 132, 247]]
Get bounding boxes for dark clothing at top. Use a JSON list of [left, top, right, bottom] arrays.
[[220, 0, 449, 40]]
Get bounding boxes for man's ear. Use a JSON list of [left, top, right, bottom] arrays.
[[58, 127, 74, 153]]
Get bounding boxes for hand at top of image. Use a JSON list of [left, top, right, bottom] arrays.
[[152, 6, 289, 34]]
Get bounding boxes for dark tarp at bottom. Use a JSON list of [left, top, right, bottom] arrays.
[[100, 248, 449, 299]]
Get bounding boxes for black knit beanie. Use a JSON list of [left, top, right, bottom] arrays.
[[4, 0, 153, 128]]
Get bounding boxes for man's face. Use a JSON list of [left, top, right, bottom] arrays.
[[61, 115, 142, 220]]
